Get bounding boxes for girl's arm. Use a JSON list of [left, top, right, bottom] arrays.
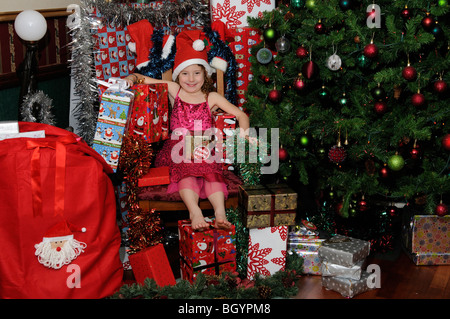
[[208, 92, 250, 138], [124, 73, 180, 101]]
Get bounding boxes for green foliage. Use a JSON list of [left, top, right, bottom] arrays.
[[245, 0, 450, 215]]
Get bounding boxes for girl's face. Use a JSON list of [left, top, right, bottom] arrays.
[[178, 64, 205, 94]]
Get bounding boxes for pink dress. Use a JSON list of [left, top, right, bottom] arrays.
[[155, 89, 228, 199]]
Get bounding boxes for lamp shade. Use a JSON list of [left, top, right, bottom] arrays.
[[14, 10, 47, 41]]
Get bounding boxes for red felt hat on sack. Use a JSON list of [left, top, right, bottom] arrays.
[[127, 19, 154, 68], [42, 220, 86, 243], [172, 30, 215, 81]]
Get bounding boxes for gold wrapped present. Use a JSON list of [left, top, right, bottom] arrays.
[[238, 184, 297, 228]]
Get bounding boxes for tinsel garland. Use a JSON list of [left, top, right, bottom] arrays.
[[112, 253, 303, 299], [233, 135, 268, 186], [20, 90, 55, 125], [118, 134, 163, 254], [226, 207, 249, 276]]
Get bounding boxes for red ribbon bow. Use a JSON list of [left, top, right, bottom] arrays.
[[26, 134, 77, 217]]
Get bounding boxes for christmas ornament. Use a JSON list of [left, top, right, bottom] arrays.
[[421, 13, 434, 31], [354, 35, 361, 44], [433, 79, 447, 93], [442, 134, 450, 151], [279, 146, 289, 161], [275, 35, 291, 54], [302, 60, 318, 79], [438, 0, 448, 6], [256, 48, 273, 64], [268, 88, 282, 103], [374, 100, 387, 114], [260, 75, 271, 84], [328, 143, 347, 163], [305, 0, 316, 9], [364, 41, 378, 58], [314, 20, 325, 34], [387, 153, 405, 171], [410, 140, 420, 159], [299, 133, 310, 147], [326, 53, 342, 71], [411, 90, 425, 107], [293, 76, 307, 92], [296, 46, 308, 58], [358, 196, 368, 212], [371, 84, 385, 99], [263, 27, 277, 42], [291, 0, 305, 9], [435, 201, 448, 217], [356, 54, 370, 68], [338, 93, 348, 106], [379, 166, 389, 179], [401, 5, 411, 19], [402, 64, 417, 81], [393, 84, 402, 99], [339, 0, 352, 10]]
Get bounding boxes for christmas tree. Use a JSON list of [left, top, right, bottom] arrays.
[[244, 0, 449, 229]]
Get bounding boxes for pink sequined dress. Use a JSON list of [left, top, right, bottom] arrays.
[[155, 89, 228, 199]]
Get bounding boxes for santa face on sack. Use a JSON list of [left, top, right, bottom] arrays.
[[35, 221, 87, 270]]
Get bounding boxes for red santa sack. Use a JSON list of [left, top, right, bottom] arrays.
[[0, 122, 123, 298]]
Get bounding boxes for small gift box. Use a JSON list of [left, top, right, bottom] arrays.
[[320, 260, 364, 281], [137, 166, 170, 187], [291, 250, 321, 275], [239, 184, 297, 228], [128, 243, 176, 287], [247, 226, 288, 280], [127, 83, 169, 143], [322, 271, 376, 298], [213, 111, 236, 170], [211, 0, 276, 28], [318, 235, 370, 268], [178, 218, 236, 283]]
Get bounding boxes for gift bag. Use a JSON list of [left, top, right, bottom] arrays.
[[0, 122, 123, 299]]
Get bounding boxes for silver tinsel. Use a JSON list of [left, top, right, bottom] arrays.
[[69, 0, 210, 145], [20, 90, 56, 125]]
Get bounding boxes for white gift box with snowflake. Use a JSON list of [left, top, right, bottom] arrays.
[[211, 0, 276, 28], [247, 226, 287, 280]]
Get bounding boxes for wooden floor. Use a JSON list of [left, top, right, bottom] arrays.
[[294, 249, 450, 299]]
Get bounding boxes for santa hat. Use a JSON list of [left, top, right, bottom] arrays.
[[42, 220, 86, 243], [172, 30, 214, 81], [127, 19, 154, 68], [161, 34, 175, 60]]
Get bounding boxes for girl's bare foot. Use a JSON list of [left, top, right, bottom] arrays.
[[190, 213, 210, 231], [214, 211, 232, 229]]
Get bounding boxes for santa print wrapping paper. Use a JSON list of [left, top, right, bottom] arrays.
[[127, 84, 170, 143], [92, 87, 134, 172], [213, 111, 237, 170], [402, 215, 450, 265], [211, 0, 275, 28], [128, 243, 176, 287], [247, 226, 288, 280], [178, 218, 236, 283]]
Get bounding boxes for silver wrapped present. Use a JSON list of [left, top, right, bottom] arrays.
[[318, 235, 370, 267], [320, 260, 364, 280], [322, 271, 375, 298]]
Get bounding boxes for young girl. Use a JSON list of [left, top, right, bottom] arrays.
[[124, 30, 250, 231]]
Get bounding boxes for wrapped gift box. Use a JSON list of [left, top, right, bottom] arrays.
[[127, 83, 169, 143], [318, 235, 370, 268], [239, 184, 297, 228], [322, 271, 375, 298], [213, 111, 236, 170], [291, 250, 321, 275], [210, 0, 275, 28], [178, 218, 236, 283], [138, 166, 170, 187], [92, 87, 134, 172], [402, 214, 450, 265], [320, 260, 364, 281], [128, 243, 176, 286], [247, 226, 288, 280]]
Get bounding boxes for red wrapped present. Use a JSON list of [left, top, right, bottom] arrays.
[[128, 243, 176, 286], [178, 218, 236, 282], [127, 83, 169, 143], [138, 166, 170, 187], [213, 111, 236, 170]]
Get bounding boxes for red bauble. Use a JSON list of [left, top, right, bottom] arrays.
[[410, 147, 420, 159], [411, 92, 425, 106], [402, 65, 417, 81], [268, 89, 282, 103], [374, 100, 387, 114], [358, 199, 368, 212], [364, 43, 378, 58], [442, 134, 450, 151], [328, 145, 347, 163], [293, 78, 306, 91], [279, 147, 289, 161], [421, 15, 434, 31], [401, 7, 411, 19], [302, 60, 318, 79], [435, 202, 448, 217], [379, 167, 389, 179], [314, 22, 325, 34], [296, 46, 308, 58], [433, 80, 447, 93]]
